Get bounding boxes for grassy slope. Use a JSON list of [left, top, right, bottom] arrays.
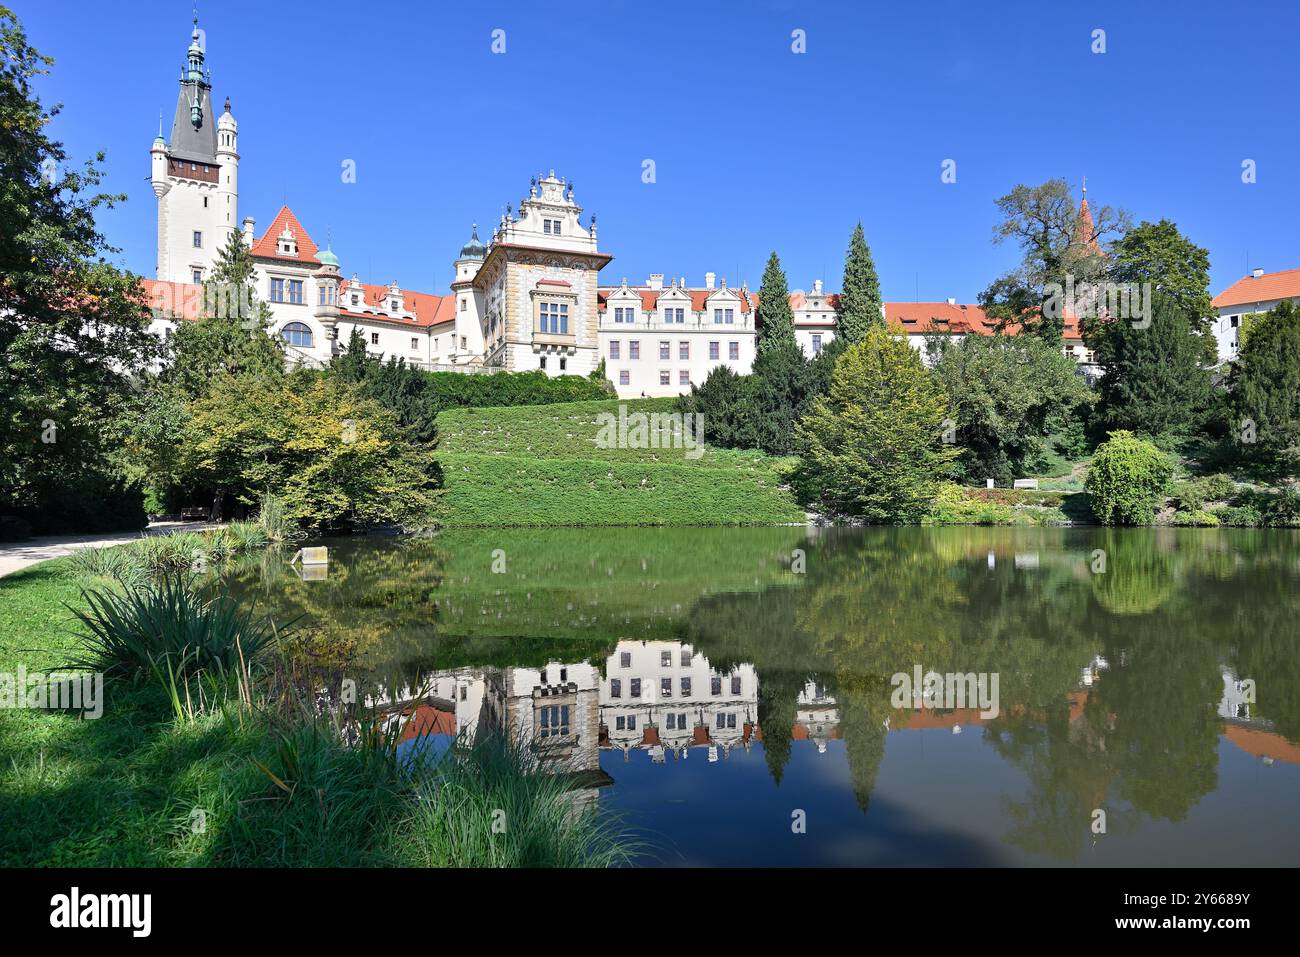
[[435, 397, 805, 526]]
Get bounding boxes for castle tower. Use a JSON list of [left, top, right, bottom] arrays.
[[151, 14, 237, 284], [451, 224, 487, 365]]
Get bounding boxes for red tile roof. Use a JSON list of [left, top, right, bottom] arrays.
[[339, 280, 454, 327], [1212, 268, 1300, 309], [597, 286, 756, 314], [250, 206, 321, 265]]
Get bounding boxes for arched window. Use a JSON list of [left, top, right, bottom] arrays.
[[281, 322, 313, 348]]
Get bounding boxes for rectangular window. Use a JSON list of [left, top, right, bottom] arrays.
[[727, 713, 737, 729], [630, 678, 641, 698], [370, 332, 379, 345], [679, 341, 689, 360], [728, 341, 739, 360], [659, 341, 670, 360], [725, 308, 735, 324], [620, 652, 631, 668], [619, 370, 630, 386], [709, 341, 719, 360], [716, 712, 726, 728], [666, 713, 676, 730], [543, 219, 552, 235], [713, 309, 722, 324], [539, 355, 547, 370], [270, 278, 285, 303], [628, 715, 637, 730], [610, 341, 620, 359], [675, 308, 684, 323], [812, 334, 822, 355], [192, 269, 203, 285], [615, 716, 625, 730], [661, 651, 672, 667], [661, 677, 672, 698], [629, 341, 640, 360], [711, 675, 722, 696], [611, 679, 622, 698], [192, 231, 202, 248], [731, 675, 741, 695], [539, 704, 570, 738], [411, 338, 419, 350], [680, 649, 691, 666], [539, 302, 569, 335], [288, 280, 303, 305], [679, 370, 690, 385], [659, 370, 670, 385], [318, 286, 327, 306], [681, 677, 692, 696]]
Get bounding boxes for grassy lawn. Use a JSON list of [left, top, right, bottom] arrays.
[[435, 397, 806, 526], [0, 558, 631, 867]]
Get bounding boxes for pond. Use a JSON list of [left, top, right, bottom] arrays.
[[220, 526, 1300, 866]]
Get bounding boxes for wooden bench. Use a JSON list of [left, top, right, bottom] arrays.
[[179, 507, 208, 520]]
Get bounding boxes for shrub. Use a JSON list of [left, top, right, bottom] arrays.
[[66, 575, 286, 680], [1202, 473, 1237, 502], [1085, 431, 1173, 525], [1169, 509, 1220, 527], [1212, 505, 1261, 527]]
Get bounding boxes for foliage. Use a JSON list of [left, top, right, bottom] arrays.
[[0, 8, 157, 533], [978, 179, 1128, 342], [1089, 293, 1213, 440], [180, 373, 441, 532], [329, 328, 439, 443], [795, 327, 959, 522], [400, 732, 635, 867], [680, 365, 761, 450], [160, 232, 285, 400], [1105, 219, 1216, 363], [65, 574, 285, 680], [922, 482, 1068, 526], [930, 334, 1093, 484], [755, 251, 797, 355], [744, 343, 817, 455], [424, 365, 609, 411], [1168, 509, 1220, 527], [1228, 299, 1300, 476], [837, 223, 884, 343], [1085, 430, 1173, 525]]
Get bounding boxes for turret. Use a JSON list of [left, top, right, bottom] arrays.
[[216, 97, 239, 247], [313, 246, 342, 353], [150, 117, 169, 199]]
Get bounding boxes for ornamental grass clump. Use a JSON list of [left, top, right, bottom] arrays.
[[66, 574, 286, 681]]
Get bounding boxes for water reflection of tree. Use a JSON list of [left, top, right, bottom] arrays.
[[687, 526, 1299, 859]]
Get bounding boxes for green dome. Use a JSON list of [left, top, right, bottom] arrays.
[[315, 247, 339, 267], [458, 224, 486, 261]]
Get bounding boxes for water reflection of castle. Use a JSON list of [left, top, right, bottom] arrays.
[[372, 645, 1297, 781]]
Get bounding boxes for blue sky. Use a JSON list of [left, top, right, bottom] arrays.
[[19, 0, 1299, 301]]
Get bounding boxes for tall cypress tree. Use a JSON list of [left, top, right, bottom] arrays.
[[837, 222, 883, 343], [756, 251, 797, 355]]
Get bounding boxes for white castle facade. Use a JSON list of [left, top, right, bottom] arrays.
[[144, 17, 1107, 398]]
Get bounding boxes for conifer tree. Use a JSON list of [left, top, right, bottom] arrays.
[[837, 223, 883, 342], [756, 252, 797, 355]]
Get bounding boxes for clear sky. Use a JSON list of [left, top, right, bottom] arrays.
[[17, 0, 1299, 301]]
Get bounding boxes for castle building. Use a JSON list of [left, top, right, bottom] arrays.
[[141, 16, 1108, 397]]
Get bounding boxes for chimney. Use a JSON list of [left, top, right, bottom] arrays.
[[1252, 267, 1265, 278], [946, 297, 957, 305], [705, 271, 716, 290], [647, 273, 663, 290], [813, 279, 823, 295], [242, 216, 256, 247]]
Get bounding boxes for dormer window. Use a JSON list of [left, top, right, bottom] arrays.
[[543, 218, 561, 235], [390, 299, 399, 312]]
